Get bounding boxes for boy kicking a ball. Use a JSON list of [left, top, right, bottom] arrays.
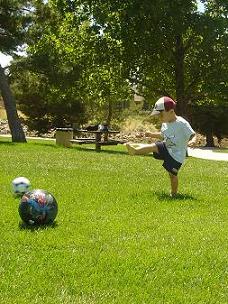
[[126, 96, 196, 197]]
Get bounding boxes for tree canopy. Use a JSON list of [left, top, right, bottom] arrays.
[[6, 0, 228, 143]]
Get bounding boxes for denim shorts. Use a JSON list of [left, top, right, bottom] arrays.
[[153, 141, 182, 176]]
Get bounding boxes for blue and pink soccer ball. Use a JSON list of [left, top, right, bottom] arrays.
[[12, 177, 58, 225]]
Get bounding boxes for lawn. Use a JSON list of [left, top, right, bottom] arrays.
[[0, 137, 228, 304]]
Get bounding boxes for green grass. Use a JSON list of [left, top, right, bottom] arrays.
[[0, 137, 228, 304]]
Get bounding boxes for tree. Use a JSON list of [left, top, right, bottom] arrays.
[[11, 0, 131, 131], [81, 0, 227, 118], [0, 65, 26, 141], [10, 1, 87, 133], [11, 61, 86, 134], [9, 0, 227, 142], [0, 0, 31, 142], [187, 0, 228, 145]]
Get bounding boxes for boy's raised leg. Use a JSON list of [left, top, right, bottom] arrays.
[[126, 143, 158, 155]]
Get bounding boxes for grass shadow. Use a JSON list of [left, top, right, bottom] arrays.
[[29, 142, 58, 148], [19, 220, 58, 231], [73, 146, 127, 155], [0, 138, 57, 149], [154, 191, 197, 201], [72, 145, 158, 156], [0, 140, 17, 146]]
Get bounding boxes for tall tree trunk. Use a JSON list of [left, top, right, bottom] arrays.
[[0, 65, 26, 142], [106, 101, 112, 126], [174, 34, 188, 118], [205, 132, 215, 147]]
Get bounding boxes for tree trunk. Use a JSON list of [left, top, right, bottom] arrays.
[[106, 101, 112, 126], [0, 65, 26, 142], [174, 34, 188, 118], [205, 132, 215, 147]]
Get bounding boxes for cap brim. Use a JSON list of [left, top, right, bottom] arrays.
[[151, 110, 161, 116]]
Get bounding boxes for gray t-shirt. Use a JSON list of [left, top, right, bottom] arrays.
[[161, 116, 195, 163]]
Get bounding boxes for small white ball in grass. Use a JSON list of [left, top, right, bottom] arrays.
[[12, 177, 31, 196]]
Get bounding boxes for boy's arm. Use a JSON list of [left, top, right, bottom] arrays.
[[144, 131, 163, 140], [188, 133, 197, 147]]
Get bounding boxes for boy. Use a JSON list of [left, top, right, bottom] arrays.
[[126, 96, 196, 197]]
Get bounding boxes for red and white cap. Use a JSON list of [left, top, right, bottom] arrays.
[[151, 96, 176, 115]]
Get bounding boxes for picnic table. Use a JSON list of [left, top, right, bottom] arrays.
[[72, 129, 121, 151], [55, 128, 122, 151]]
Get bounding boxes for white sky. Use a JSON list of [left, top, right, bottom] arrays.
[[0, 53, 12, 68], [197, 0, 205, 12]]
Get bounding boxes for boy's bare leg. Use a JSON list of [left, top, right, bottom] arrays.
[[169, 173, 178, 196], [126, 143, 159, 155]]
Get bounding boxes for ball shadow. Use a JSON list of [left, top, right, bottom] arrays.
[[18, 220, 58, 231]]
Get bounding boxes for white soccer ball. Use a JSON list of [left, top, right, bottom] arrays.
[[12, 177, 31, 195]]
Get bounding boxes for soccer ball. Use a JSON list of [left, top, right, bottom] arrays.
[[12, 177, 31, 196], [18, 189, 58, 225]]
